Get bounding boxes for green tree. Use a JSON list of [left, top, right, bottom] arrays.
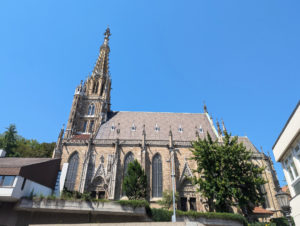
[[2, 124, 18, 156], [122, 160, 148, 200], [191, 131, 266, 216], [157, 190, 179, 209], [0, 124, 55, 158]]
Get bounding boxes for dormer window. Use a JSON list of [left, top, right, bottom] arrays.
[[88, 104, 95, 115], [111, 123, 116, 131], [155, 124, 160, 132], [178, 125, 183, 133], [199, 126, 203, 133], [131, 123, 136, 131]]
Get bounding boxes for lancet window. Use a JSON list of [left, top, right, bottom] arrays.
[[65, 152, 79, 191], [88, 104, 95, 116], [152, 153, 162, 197]]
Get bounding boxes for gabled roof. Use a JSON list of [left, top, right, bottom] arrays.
[[95, 111, 218, 141], [238, 137, 260, 153]]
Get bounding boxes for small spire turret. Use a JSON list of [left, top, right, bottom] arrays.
[[203, 102, 208, 113], [221, 119, 227, 134], [216, 120, 222, 136]]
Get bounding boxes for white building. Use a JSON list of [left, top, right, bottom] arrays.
[[273, 101, 300, 225], [0, 158, 60, 201]]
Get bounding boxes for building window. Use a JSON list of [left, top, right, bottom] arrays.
[[0, 176, 16, 187], [65, 152, 79, 191], [131, 123, 136, 132], [83, 121, 88, 132], [285, 155, 299, 182], [189, 198, 197, 211], [88, 104, 95, 115], [89, 120, 94, 133], [155, 124, 160, 132], [260, 185, 270, 208], [178, 125, 183, 133], [124, 152, 134, 177], [152, 154, 162, 197], [199, 125, 203, 133], [111, 123, 116, 131], [92, 81, 99, 93]]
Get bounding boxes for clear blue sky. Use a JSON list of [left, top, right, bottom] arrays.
[[1, 1, 299, 186]]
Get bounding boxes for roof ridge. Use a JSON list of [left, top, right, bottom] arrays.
[[111, 111, 205, 115]]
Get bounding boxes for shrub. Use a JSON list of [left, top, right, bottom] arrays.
[[150, 209, 248, 226], [157, 190, 179, 209], [270, 217, 295, 226], [122, 160, 147, 200], [117, 199, 149, 209]]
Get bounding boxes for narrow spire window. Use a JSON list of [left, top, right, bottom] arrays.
[[88, 104, 95, 115], [152, 154, 162, 197], [89, 120, 94, 133], [65, 152, 79, 191], [92, 81, 99, 93], [83, 121, 88, 132]]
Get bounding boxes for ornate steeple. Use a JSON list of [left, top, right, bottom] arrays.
[[65, 27, 113, 138], [92, 27, 111, 77]]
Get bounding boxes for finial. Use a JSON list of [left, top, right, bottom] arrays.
[[104, 27, 111, 40], [142, 124, 146, 136], [221, 119, 227, 134], [203, 101, 208, 113], [216, 119, 222, 136], [169, 126, 173, 136]]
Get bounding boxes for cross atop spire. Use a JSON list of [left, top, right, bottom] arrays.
[[104, 27, 111, 41]]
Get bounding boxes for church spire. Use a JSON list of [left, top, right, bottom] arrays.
[[92, 27, 111, 77]]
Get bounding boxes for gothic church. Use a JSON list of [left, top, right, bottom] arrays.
[[53, 28, 281, 215]]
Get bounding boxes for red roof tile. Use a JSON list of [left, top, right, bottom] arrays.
[[72, 134, 90, 140], [253, 207, 273, 215]]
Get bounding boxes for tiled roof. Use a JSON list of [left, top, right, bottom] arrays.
[[0, 158, 52, 168], [72, 134, 90, 140], [282, 185, 289, 193], [96, 111, 218, 141], [252, 206, 273, 215], [237, 137, 259, 153]]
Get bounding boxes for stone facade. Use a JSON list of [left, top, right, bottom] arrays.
[[53, 28, 282, 218]]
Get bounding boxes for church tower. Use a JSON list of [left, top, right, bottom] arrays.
[[65, 28, 112, 138]]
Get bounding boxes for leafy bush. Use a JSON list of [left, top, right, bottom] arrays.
[[270, 217, 295, 226], [150, 208, 173, 221], [117, 199, 149, 209], [122, 160, 147, 200], [157, 190, 179, 209], [150, 209, 248, 226]]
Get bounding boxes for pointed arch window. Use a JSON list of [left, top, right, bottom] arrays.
[[89, 120, 94, 133], [124, 152, 134, 177], [152, 154, 162, 197], [83, 121, 88, 132], [88, 104, 95, 116], [92, 81, 99, 93], [65, 152, 79, 191], [123, 152, 134, 196]]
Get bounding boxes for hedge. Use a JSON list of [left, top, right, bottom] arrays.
[[150, 208, 248, 226]]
